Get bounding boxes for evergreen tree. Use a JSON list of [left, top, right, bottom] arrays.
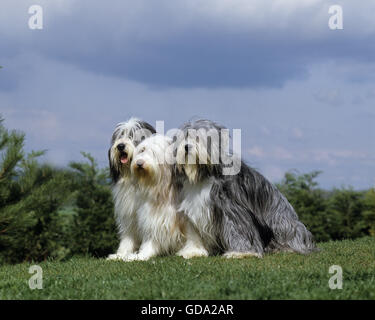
[[277, 170, 341, 241], [327, 188, 367, 239], [363, 188, 375, 237], [0, 117, 35, 263], [0, 117, 73, 263], [69, 152, 117, 257]]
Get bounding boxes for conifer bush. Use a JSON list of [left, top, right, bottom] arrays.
[[69, 152, 117, 258], [0, 118, 74, 263]]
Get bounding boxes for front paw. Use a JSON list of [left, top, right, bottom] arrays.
[[107, 253, 126, 261], [122, 253, 151, 262], [177, 247, 209, 259]]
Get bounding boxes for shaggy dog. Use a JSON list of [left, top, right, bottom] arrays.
[[173, 119, 317, 258], [122, 134, 207, 261], [107, 118, 156, 261]]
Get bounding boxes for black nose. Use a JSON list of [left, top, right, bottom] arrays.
[[136, 159, 145, 168], [185, 144, 192, 153], [117, 143, 125, 151]]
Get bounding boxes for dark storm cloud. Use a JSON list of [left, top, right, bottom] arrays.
[[32, 21, 375, 89], [1, 0, 374, 89]]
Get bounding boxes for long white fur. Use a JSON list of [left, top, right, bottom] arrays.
[[110, 132, 208, 261], [178, 178, 218, 253], [129, 134, 208, 260], [107, 118, 148, 260]]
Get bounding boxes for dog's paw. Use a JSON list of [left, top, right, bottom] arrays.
[[122, 253, 151, 262], [223, 251, 262, 259], [122, 253, 138, 261], [106, 253, 125, 261], [177, 247, 209, 259]]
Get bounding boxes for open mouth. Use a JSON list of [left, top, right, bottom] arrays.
[[119, 152, 128, 164]]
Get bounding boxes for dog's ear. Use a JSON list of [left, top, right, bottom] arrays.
[[111, 126, 123, 144], [108, 148, 120, 183], [139, 121, 156, 135], [133, 122, 156, 144]]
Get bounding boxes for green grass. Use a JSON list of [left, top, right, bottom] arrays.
[[1, 237, 374, 300]]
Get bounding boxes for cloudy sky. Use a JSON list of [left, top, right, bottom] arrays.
[[1, 0, 374, 189]]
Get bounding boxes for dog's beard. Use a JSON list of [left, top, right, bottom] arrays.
[[110, 144, 135, 179], [183, 164, 198, 184], [132, 163, 158, 187], [133, 164, 175, 207]]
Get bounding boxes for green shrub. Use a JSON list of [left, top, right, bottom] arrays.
[[69, 152, 117, 258], [277, 170, 374, 242], [0, 118, 73, 264], [363, 188, 375, 236]]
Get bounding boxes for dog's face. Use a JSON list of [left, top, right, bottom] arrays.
[[132, 134, 173, 187], [175, 120, 225, 183], [109, 118, 156, 182]]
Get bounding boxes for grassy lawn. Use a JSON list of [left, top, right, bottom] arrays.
[[0, 237, 374, 300]]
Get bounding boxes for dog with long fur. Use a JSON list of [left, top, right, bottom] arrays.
[[122, 134, 208, 261], [107, 118, 156, 261], [174, 119, 317, 258]]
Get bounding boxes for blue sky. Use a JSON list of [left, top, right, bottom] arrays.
[[1, 0, 374, 189]]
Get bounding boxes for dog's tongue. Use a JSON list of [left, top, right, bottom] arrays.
[[120, 155, 128, 164]]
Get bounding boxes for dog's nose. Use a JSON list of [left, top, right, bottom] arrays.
[[117, 143, 125, 151], [185, 144, 192, 153], [136, 159, 145, 168]]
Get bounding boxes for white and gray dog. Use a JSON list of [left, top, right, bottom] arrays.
[[107, 118, 156, 260], [107, 119, 207, 261], [173, 119, 317, 258], [128, 133, 208, 260]]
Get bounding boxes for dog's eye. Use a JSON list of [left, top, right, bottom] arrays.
[[140, 147, 146, 153], [141, 136, 145, 141]]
